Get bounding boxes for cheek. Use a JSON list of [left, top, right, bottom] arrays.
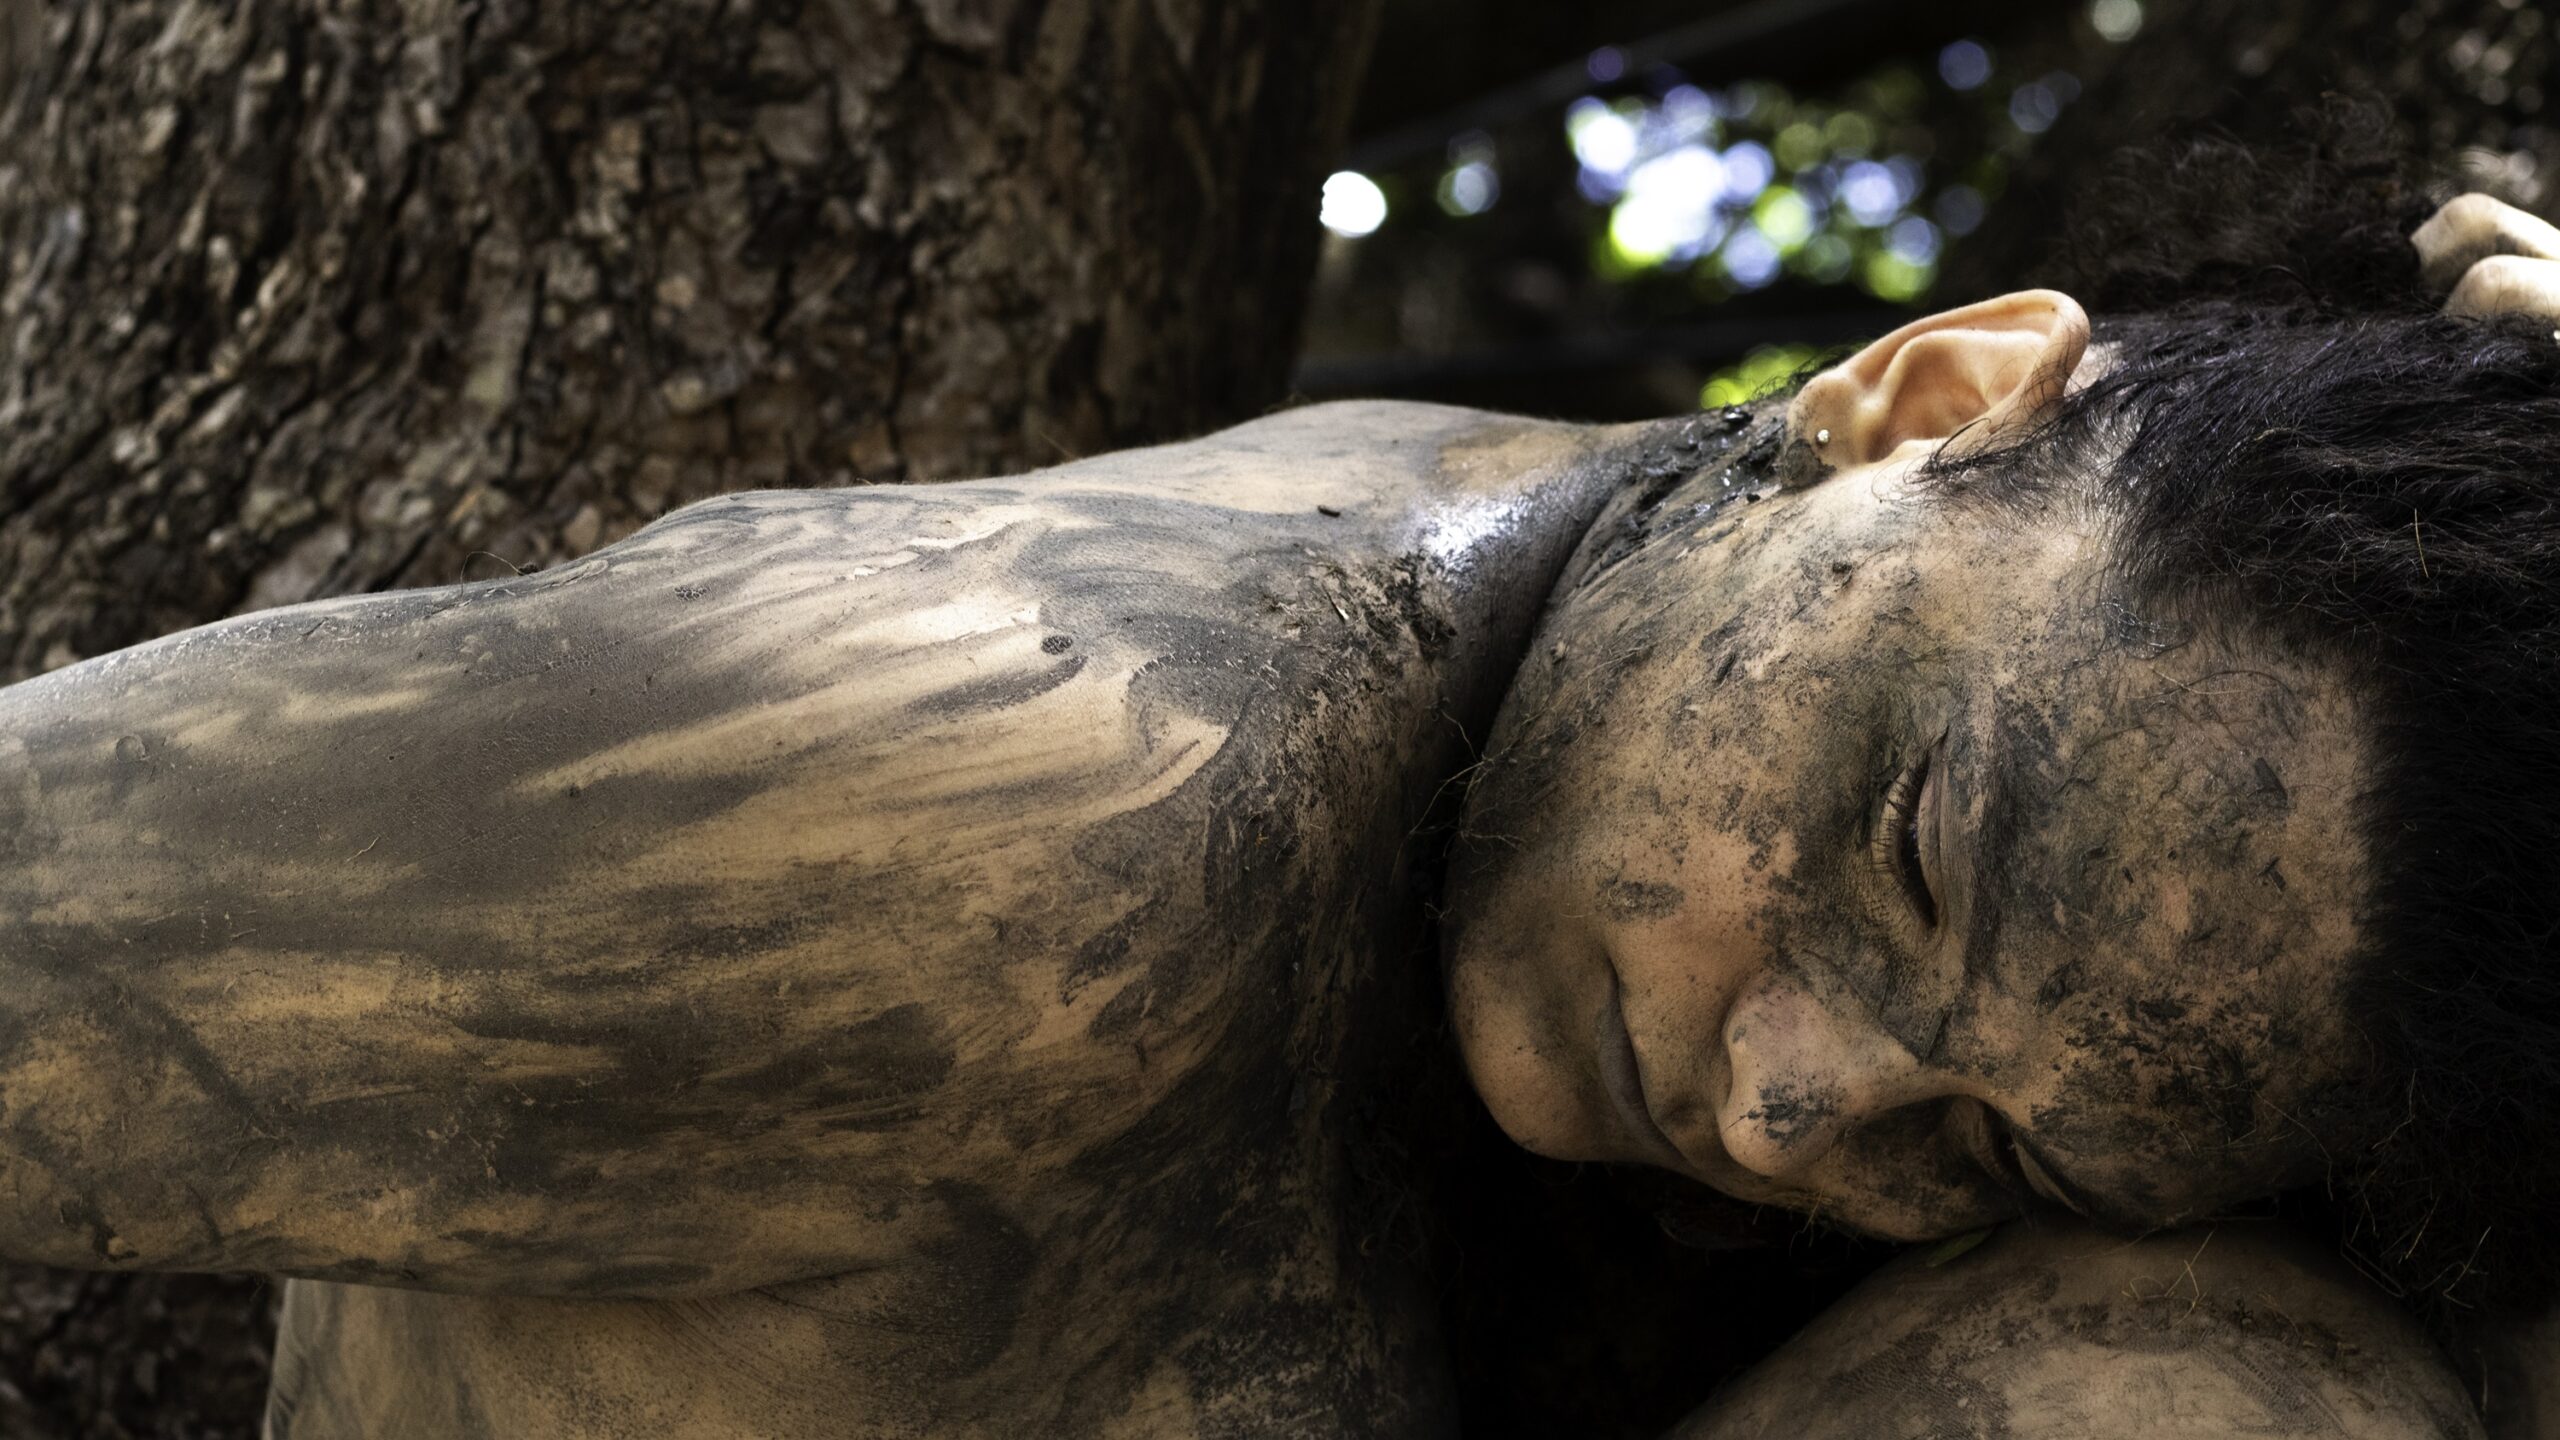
[[1443, 920, 1600, 1161], [1580, 768, 1813, 1018], [2011, 982, 2345, 1221]]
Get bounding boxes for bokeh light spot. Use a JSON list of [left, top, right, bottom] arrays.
[[1799, 232, 1855, 283], [1775, 120, 1827, 171], [1885, 156, 1926, 206], [2090, 0, 2144, 43], [1662, 85, 1721, 143], [1862, 249, 1934, 302], [1721, 224, 1782, 289], [1754, 187, 1817, 251], [1607, 198, 1676, 267], [2008, 81, 2062, 134], [1839, 160, 1902, 226], [1608, 144, 1728, 267], [1886, 215, 1942, 264], [1438, 160, 1501, 216], [1824, 111, 1879, 157], [1934, 184, 1987, 236], [1720, 141, 1776, 203], [1319, 171, 1387, 238], [1866, 67, 1926, 118], [1567, 97, 1641, 183], [1938, 40, 1992, 91]]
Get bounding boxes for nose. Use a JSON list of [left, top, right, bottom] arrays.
[[1715, 966, 1952, 1180]]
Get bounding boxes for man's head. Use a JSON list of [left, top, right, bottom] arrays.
[[1446, 197, 2560, 1313]]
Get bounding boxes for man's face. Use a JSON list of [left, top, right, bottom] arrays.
[[1444, 456, 2374, 1239]]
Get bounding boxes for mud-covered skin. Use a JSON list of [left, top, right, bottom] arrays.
[[0, 399, 1736, 1439], [1682, 1219, 2483, 1439], [1446, 431, 2376, 1240]]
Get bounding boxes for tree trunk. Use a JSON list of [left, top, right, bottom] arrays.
[[0, 0, 1378, 680], [0, 0, 1377, 1431]]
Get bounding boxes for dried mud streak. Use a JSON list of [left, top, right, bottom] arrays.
[[0, 402, 1700, 1436]]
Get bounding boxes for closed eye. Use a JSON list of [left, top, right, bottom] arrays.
[[1876, 753, 1940, 930]]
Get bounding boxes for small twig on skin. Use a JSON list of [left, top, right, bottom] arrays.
[[2178, 1229, 2215, 1315]]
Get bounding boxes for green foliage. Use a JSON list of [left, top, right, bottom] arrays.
[[1920, 1228, 1995, 1267], [1698, 344, 1823, 408]]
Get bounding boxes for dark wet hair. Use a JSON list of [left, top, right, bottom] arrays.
[[1929, 110, 2560, 1317]]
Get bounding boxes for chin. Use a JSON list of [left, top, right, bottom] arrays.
[[1827, 1207, 1998, 1244], [1777, 1181, 2019, 1244], [1446, 960, 1600, 1162]]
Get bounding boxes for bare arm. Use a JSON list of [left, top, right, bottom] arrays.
[[0, 478, 1090, 1294], [0, 399, 1655, 1299]]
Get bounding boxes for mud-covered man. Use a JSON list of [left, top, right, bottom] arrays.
[[0, 139, 2556, 1438]]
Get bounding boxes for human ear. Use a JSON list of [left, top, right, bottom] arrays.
[[1783, 290, 2089, 484]]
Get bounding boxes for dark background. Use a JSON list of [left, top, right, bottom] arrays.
[[1299, 0, 2553, 421]]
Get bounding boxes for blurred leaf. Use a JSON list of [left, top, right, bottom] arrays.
[[1920, 1228, 1995, 1267]]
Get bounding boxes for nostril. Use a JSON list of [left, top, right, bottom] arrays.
[[1718, 968, 1954, 1182], [1717, 1075, 1851, 1179]]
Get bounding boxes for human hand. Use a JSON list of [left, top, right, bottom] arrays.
[[2411, 192, 2560, 322]]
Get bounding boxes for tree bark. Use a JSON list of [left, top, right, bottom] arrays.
[[0, 0, 1377, 681], [0, 0, 1377, 1431]]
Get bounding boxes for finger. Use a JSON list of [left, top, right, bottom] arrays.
[[2414, 193, 2560, 294], [2445, 254, 2560, 324]]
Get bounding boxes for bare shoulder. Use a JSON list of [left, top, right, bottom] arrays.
[[0, 396, 1696, 1297], [1678, 1220, 2481, 1440]]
